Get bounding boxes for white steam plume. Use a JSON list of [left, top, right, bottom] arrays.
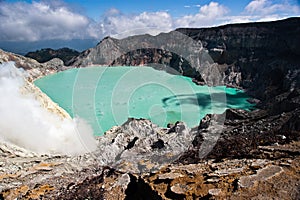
[[0, 62, 97, 155]]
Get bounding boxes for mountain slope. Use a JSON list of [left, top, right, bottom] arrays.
[[25, 48, 80, 65]]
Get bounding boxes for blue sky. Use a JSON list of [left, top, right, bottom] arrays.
[[65, 0, 249, 19], [6, 0, 293, 19], [1, 0, 300, 42]]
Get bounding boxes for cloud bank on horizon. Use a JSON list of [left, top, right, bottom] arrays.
[[0, 0, 299, 41]]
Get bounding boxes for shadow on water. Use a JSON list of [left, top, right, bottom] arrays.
[[162, 90, 252, 109], [226, 91, 252, 107], [162, 93, 212, 109]]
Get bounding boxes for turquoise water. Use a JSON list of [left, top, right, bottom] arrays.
[[34, 66, 254, 136]]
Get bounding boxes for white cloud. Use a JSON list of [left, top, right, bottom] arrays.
[[0, 1, 97, 41], [245, 0, 300, 16], [99, 9, 174, 39], [175, 2, 229, 27], [223, 0, 300, 25], [223, 14, 282, 25], [245, 0, 268, 14]]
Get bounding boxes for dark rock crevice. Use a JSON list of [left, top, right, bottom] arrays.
[[125, 174, 162, 200]]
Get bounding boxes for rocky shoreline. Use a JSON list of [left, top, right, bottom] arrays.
[[1, 18, 300, 199]]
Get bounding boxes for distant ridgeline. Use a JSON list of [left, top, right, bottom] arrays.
[[0, 38, 97, 55], [25, 48, 80, 65]]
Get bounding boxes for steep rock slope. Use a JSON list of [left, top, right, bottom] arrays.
[[0, 50, 71, 118], [0, 49, 67, 79], [176, 17, 300, 101]]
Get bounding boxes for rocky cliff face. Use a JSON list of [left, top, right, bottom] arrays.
[[176, 18, 300, 101], [0, 49, 68, 80]]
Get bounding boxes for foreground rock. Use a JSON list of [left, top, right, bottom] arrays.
[[1, 114, 299, 199]]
